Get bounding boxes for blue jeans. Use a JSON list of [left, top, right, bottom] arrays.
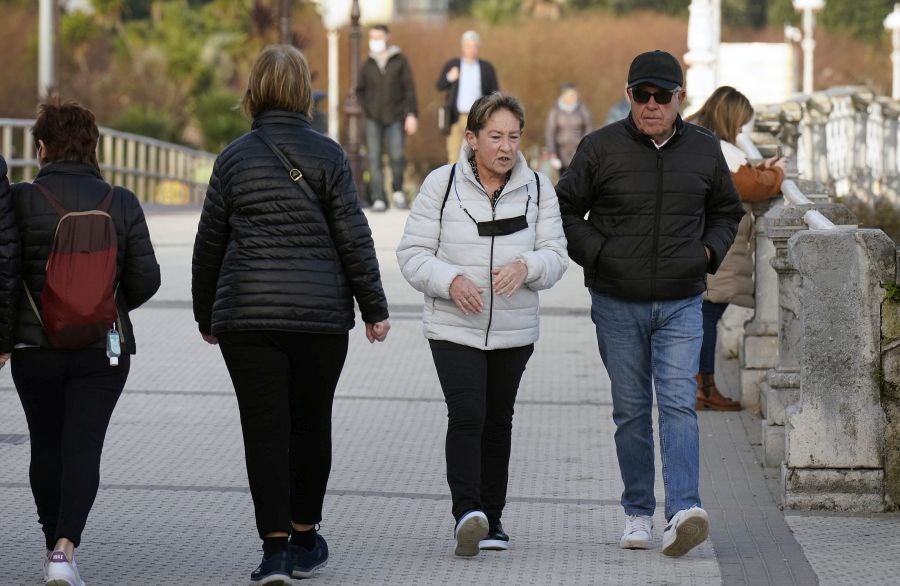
[[590, 290, 703, 521], [700, 300, 728, 374], [365, 119, 405, 205]]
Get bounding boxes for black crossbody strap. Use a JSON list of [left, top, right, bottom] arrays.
[[252, 129, 323, 208], [533, 171, 541, 206], [440, 164, 456, 222]]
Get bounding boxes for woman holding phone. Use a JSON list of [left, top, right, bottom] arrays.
[[686, 86, 786, 410]]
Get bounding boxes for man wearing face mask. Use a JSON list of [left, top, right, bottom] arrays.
[[356, 24, 418, 212], [556, 50, 744, 558]]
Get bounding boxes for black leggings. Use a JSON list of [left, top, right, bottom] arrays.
[[218, 330, 348, 539], [429, 340, 533, 523], [12, 348, 130, 550]]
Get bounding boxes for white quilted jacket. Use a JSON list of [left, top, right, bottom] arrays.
[[397, 146, 568, 349]]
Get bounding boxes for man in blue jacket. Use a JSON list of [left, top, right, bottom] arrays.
[[556, 50, 744, 558]]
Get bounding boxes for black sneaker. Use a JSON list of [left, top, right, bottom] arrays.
[[291, 533, 329, 578], [249, 550, 292, 585], [479, 521, 510, 551]]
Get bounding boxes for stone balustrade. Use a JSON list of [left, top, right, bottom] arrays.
[[724, 96, 900, 510]]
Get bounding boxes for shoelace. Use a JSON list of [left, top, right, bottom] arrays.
[[625, 515, 653, 535]]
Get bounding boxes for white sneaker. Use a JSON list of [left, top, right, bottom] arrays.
[[620, 514, 653, 549], [371, 200, 387, 212], [391, 190, 407, 209], [454, 510, 489, 557], [45, 550, 85, 586], [661, 506, 709, 557]]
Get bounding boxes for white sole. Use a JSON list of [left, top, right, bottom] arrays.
[[479, 539, 509, 551], [249, 575, 292, 586], [661, 511, 709, 557], [454, 512, 489, 557], [620, 537, 651, 550], [292, 558, 327, 579]]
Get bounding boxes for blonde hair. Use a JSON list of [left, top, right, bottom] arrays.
[[241, 45, 313, 119], [466, 92, 526, 135], [686, 86, 754, 144]]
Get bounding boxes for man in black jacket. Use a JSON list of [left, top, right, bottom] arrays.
[[436, 30, 499, 163], [556, 51, 744, 558], [356, 24, 418, 211]]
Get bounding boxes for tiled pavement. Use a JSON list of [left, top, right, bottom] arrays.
[[0, 207, 897, 585]]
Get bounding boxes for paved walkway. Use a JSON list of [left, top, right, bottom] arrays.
[[0, 207, 898, 585]]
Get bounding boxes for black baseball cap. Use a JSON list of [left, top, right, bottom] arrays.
[[627, 50, 683, 91]]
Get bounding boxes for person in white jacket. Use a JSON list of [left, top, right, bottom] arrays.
[[397, 93, 568, 558]]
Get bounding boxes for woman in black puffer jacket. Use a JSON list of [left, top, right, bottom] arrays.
[[8, 100, 160, 586], [192, 45, 390, 585], [0, 155, 17, 363]]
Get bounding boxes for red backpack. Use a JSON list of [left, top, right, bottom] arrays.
[[24, 184, 119, 349]]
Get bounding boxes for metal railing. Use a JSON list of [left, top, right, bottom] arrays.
[[0, 118, 216, 205]]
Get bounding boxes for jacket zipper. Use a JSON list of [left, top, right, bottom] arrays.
[[484, 194, 498, 348], [650, 151, 663, 299]]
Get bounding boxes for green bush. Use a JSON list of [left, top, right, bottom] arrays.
[[110, 105, 181, 143], [472, 0, 522, 24], [194, 90, 248, 152]]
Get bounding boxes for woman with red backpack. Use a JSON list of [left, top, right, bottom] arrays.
[[8, 99, 161, 586]]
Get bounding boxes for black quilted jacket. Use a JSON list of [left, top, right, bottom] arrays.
[[0, 156, 19, 353], [556, 114, 745, 301], [192, 110, 389, 336], [11, 162, 161, 353]]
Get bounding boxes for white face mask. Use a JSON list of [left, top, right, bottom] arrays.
[[369, 39, 386, 53]]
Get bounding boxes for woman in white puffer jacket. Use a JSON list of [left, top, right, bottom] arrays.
[[397, 93, 568, 558]]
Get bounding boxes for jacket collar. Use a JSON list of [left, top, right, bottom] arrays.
[[35, 161, 103, 181], [252, 109, 313, 129], [456, 143, 534, 197], [624, 113, 685, 148]]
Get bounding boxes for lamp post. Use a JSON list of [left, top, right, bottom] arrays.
[[279, 0, 293, 45], [38, 0, 55, 98], [316, 0, 352, 140], [343, 0, 366, 203], [793, 0, 825, 94], [885, 4, 900, 99]]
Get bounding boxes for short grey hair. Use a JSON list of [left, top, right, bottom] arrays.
[[461, 30, 480, 45]]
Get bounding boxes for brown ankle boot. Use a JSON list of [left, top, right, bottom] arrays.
[[695, 373, 742, 411]]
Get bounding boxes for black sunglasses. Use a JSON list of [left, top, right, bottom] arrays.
[[629, 87, 678, 105]]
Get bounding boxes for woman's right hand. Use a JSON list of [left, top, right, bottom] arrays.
[[366, 320, 390, 343], [763, 156, 787, 171], [449, 275, 484, 315]]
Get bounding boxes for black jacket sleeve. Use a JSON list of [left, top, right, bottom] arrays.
[[555, 135, 607, 269], [0, 156, 20, 353], [436, 59, 456, 91], [702, 148, 745, 273], [481, 60, 499, 94], [192, 161, 230, 335], [119, 188, 160, 310], [324, 152, 389, 324], [400, 54, 418, 117]]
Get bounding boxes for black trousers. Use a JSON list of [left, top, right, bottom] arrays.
[[12, 348, 130, 550], [429, 340, 534, 523], [218, 330, 348, 539]]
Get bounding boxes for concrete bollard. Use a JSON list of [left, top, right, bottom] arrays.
[[783, 228, 895, 511]]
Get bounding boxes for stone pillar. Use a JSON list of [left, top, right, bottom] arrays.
[[739, 198, 780, 410], [759, 203, 857, 467], [684, 0, 720, 114], [783, 228, 895, 511]]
